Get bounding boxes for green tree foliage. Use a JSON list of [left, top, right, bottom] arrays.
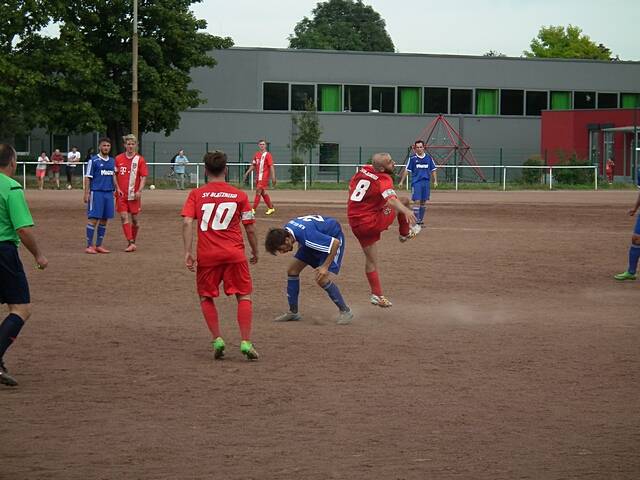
[[524, 25, 614, 60], [289, 0, 394, 52], [483, 50, 507, 57], [291, 99, 322, 183]]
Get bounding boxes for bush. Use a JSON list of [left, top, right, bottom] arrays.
[[522, 155, 544, 184], [554, 151, 592, 185], [289, 157, 304, 184]]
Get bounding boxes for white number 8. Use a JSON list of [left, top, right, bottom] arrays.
[[350, 179, 371, 202], [200, 202, 237, 231]]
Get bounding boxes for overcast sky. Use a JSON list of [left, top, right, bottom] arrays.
[[192, 0, 639, 60]]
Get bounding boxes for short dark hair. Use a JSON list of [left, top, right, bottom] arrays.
[[203, 150, 227, 176], [414, 140, 425, 147], [0, 144, 16, 167], [264, 228, 288, 255], [98, 137, 112, 145]]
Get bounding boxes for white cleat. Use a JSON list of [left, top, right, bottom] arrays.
[[370, 294, 393, 308], [336, 309, 354, 325], [273, 312, 302, 322], [399, 224, 422, 242]]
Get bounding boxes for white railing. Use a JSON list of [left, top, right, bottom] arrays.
[[16, 162, 600, 191]]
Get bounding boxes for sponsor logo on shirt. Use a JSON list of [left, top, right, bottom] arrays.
[[100, 170, 114, 176]]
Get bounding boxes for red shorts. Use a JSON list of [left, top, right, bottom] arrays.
[[349, 208, 396, 248], [196, 261, 252, 298], [36, 170, 46, 178], [116, 195, 141, 214], [256, 180, 270, 190]]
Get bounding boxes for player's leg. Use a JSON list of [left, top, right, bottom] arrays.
[[253, 187, 263, 211], [200, 295, 225, 358], [614, 225, 640, 280], [86, 212, 99, 253], [418, 200, 427, 225], [236, 293, 258, 360], [398, 197, 421, 242], [361, 242, 390, 307], [262, 184, 275, 214], [95, 219, 110, 252], [119, 208, 134, 249], [274, 258, 307, 322]]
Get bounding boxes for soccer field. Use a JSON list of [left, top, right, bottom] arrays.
[[3, 189, 639, 479]]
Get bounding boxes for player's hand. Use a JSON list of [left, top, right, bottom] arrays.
[[185, 253, 196, 271], [272, 179, 277, 187], [83, 193, 89, 204], [629, 208, 638, 216], [35, 255, 48, 270], [315, 267, 329, 285], [135, 191, 142, 200], [405, 209, 418, 225], [434, 182, 438, 189], [249, 252, 258, 264]]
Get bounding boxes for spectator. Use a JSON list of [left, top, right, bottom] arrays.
[[36, 151, 49, 190], [605, 158, 615, 184], [66, 146, 81, 189], [50, 149, 63, 189], [174, 149, 189, 190]]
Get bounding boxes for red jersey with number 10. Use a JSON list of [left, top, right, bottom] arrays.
[[181, 182, 255, 266], [347, 165, 397, 226]]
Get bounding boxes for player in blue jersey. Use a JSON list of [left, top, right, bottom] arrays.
[[398, 140, 438, 226], [613, 189, 640, 281], [265, 214, 353, 325], [83, 138, 120, 254]]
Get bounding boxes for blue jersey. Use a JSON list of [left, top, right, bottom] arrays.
[[285, 215, 342, 253], [85, 155, 115, 191], [405, 154, 437, 185]]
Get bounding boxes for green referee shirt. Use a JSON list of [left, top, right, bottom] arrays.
[[0, 172, 34, 246]]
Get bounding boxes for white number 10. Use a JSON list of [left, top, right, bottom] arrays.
[[200, 202, 237, 231], [349, 179, 371, 202]]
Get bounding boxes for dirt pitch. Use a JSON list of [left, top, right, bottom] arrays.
[[2, 188, 639, 480]]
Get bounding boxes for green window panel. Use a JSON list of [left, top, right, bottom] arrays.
[[551, 91, 572, 110], [621, 93, 640, 108], [319, 85, 342, 112], [398, 87, 421, 114], [476, 89, 498, 115]]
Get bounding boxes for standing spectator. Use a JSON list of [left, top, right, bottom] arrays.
[[66, 146, 81, 189], [174, 149, 189, 190], [243, 139, 277, 215], [181, 150, 259, 361], [50, 148, 63, 189], [84, 138, 119, 254], [115, 134, 148, 252], [35, 151, 49, 190], [605, 158, 615, 184], [0, 144, 48, 386]]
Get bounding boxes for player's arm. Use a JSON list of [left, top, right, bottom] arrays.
[[315, 237, 339, 285], [17, 227, 48, 270], [136, 176, 146, 199], [269, 161, 277, 187], [398, 167, 409, 188], [182, 216, 196, 271], [112, 169, 123, 197], [387, 196, 417, 225], [243, 223, 258, 264], [432, 167, 438, 188], [243, 164, 255, 180], [83, 161, 92, 203]]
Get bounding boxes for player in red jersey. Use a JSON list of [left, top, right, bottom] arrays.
[[182, 150, 259, 361], [115, 134, 148, 252], [347, 152, 421, 308], [243, 139, 277, 215]]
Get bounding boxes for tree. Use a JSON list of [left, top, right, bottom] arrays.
[[524, 25, 614, 60], [291, 99, 322, 184], [483, 50, 507, 57], [288, 0, 394, 52]]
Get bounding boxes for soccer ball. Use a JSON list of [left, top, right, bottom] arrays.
[[149, 184, 156, 190]]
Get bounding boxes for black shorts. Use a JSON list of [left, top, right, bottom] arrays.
[[0, 241, 30, 305]]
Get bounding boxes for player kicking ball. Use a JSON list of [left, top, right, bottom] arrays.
[[181, 150, 259, 361], [265, 215, 353, 325]]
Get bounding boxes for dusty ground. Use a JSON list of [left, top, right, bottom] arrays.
[[1, 188, 639, 480]]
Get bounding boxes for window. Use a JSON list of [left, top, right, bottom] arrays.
[[343, 85, 369, 112], [476, 89, 498, 115], [550, 91, 572, 110], [424, 88, 448, 114], [526, 91, 548, 115], [597, 93, 617, 109], [500, 89, 524, 116], [574, 91, 596, 109], [263, 82, 288, 110], [398, 87, 421, 114], [318, 85, 342, 112], [371, 87, 395, 113], [621, 93, 640, 108], [319, 143, 339, 173], [291, 84, 314, 111], [450, 89, 472, 114], [52, 134, 68, 152], [14, 134, 30, 154]]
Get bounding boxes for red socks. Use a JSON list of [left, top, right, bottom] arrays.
[[262, 193, 273, 209], [366, 270, 383, 296], [132, 225, 139, 242], [237, 299, 252, 341], [200, 299, 220, 338], [253, 194, 261, 210], [398, 213, 410, 237], [122, 223, 133, 242]]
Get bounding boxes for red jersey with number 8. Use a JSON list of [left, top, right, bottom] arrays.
[[347, 165, 397, 226], [181, 182, 255, 266]]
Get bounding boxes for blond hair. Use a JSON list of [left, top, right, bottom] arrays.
[[123, 134, 138, 144]]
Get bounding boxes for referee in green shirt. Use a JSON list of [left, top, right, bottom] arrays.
[[0, 144, 48, 386]]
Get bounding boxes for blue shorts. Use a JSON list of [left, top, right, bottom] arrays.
[[88, 191, 114, 219], [411, 181, 431, 202], [0, 242, 30, 305], [634, 214, 640, 236], [294, 232, 345, 275]]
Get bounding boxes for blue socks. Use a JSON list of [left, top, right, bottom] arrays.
[[96, 224, 107, 247], [86, 224, 95, 247], [0, 313, 25, 358], [412, 206, 419, 220], [418, 206, 426, 223], [287, 276, 300, 313], [628, 244, 640, 274], [323, 281, 348, 312]]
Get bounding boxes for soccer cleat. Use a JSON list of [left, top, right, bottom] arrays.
[[614, 271, 637, 281], [240, 340, 259, 360], [370, 294, 393, 308], [85, 246, 98, 254], [212, 337, 225, 360], [124, 243, 137, 252], [399, 224, 422, 243], [95, 246, 110, 254], [273, 312, 302, 322], [0, 360, 18, 387], [265, 208, 276, 215], [336, 309, 354, 325]]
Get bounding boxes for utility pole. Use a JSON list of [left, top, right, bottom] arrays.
[[131, 0, 139, 138]]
